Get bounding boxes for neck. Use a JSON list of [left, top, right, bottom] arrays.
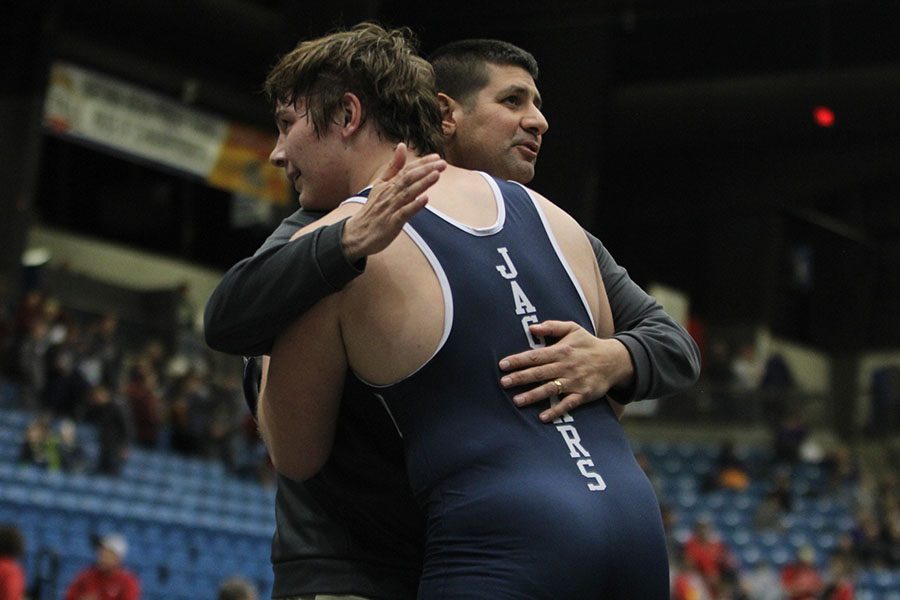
[[347, 131, 420, 194]]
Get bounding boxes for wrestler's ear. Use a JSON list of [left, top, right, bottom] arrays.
[[339, 92, 363, 136], [437, 92, 458, 137]]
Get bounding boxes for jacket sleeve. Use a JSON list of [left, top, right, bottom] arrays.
[[586, 230, 701, 403], [203, 209, 365, 357]]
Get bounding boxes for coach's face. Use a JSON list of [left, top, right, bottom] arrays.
[[442, 64, 548, 184], [269, 98, 348, 212]]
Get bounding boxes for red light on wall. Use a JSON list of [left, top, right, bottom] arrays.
[[813, 105, 835, 128]]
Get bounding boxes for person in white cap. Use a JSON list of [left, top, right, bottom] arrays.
[[64, 533, 140, 600]]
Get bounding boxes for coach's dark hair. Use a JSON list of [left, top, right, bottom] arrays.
[[429, 39, 539, 106], [264, 22, 444, 156]]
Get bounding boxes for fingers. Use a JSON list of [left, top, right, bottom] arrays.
[[522, 319, 580, 339], [375, 142, 408, 184], [507, 378, 566, 407], [500, 359, 557, 390], [342, 152, 446, 260], [498, 319, 616, 422], [498, 321, 580, 372], [539, 394, 584, 423]]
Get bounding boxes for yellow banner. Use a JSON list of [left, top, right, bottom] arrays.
[[208, 124, 290, 205]]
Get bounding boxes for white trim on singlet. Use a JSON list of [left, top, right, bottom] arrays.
[[510, 181, 598, 336], [339, 187, 372, 206], [420, 171, 506, 236], [340, 198, 454, 390], [374, 393, 403, 438]]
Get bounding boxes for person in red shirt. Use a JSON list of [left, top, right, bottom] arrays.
[[65, 534, 140, 600], [683, 516, 738, 597], [0, 525, 26, 600], [781, 545, 824, 600], [672, 553, 713, 600], [822, 554, 855, 600]]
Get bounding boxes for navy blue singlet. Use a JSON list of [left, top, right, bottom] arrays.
[[350, 174, 669, 599]]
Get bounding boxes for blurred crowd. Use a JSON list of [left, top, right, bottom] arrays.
[[653, 431, 900, 599], [2, 284, 900, 599], [0, 286, 272, 485]]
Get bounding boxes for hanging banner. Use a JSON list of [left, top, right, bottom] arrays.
[[43, 62, 289, 205]]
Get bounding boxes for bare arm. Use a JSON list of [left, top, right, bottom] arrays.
[[258, 294, 347, 481]]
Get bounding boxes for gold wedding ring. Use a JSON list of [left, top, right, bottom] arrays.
[[552, 379, 564, 396]]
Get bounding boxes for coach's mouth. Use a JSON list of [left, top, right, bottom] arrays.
[[515, 141, 540, 161]]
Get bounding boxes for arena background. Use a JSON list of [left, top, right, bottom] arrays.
[[1, 1, 899, 598]]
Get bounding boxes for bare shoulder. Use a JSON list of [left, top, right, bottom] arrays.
[[525, 188, 592, 254], [289, 202, 362, 241], [522, 186, 611, 335]]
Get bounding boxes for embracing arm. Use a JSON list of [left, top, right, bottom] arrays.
[[203, 212, 363, 357], [591, 232, 701, 403], [204, 147, 445, 357], [500, 228, 700, 421]]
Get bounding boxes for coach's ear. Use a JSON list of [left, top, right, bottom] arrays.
[[339, 92, 364, 137], [437, 92, 459, 137]]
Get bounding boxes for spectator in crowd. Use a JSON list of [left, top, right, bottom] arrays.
[[754, 489, 787, 532], [885, 503, 900, 566], [57, 418, 88, 472], [230, 413, 272, 485], [773, 409, 809, 465], [730, 342, 762, 395], [780, 545, 823, 600], [167, 369, 209, 456], [42, 322, 89, 418], [206, 372, 246, 466], [16, 317, 50, 409], [821, 443, 860, 493], [830, 532, 857, 567], [83, 384, 131, 476], [760, 352, 794, 393], [217, 576, 258, 600], [136, 338, 168, 380], [0, 524, 26, 600], [739, 557, 785, 600], [671, 551, 713, 600], [853, 510, 890, 568], [12, 289, 45, 344], [821, 553, 855, 600], [703, 340, 734, 389], [19, 415, 54, 469], [64, 534, 139, 600], [769, 468, 795, 513], [683, 515, 738, 597], [709, 439, 751, 492], [79, 313, 124, 391], [123, 362, 165, 449]]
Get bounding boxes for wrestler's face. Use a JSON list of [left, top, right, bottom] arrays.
[[269, 98, 348, 211], [444, 64, 548, 184]]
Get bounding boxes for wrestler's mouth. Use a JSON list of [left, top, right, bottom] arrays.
[[289, 170, 302, 191]]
